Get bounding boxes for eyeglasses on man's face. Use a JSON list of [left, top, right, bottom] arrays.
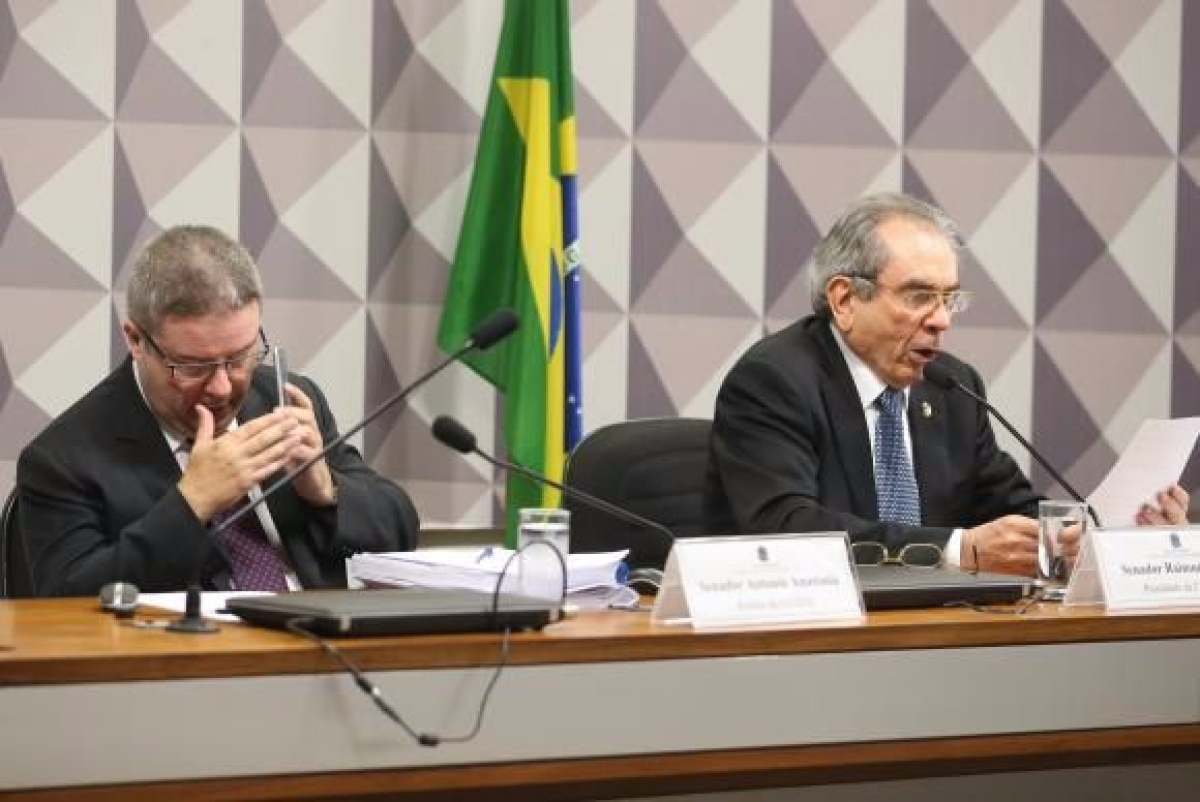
[[852, 276, 972, 317], [138, 326, 271, 384], [852, 541, 944, 568]]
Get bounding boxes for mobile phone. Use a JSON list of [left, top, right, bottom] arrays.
[[273, 346, 288, 407]]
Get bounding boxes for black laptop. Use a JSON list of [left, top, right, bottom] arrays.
[[225, 588, 562, 636], [856, 565, 1033, 610]]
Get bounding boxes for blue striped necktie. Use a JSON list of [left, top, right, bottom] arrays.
[[874, 387, 922, 526]]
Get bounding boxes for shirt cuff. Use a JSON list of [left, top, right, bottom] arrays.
[[945, 529, 963, 568]]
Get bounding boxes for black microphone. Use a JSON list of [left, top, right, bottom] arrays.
[[923, 359, 1102, 529], [167, 309, 521, 633], [465, 308, 520, 349], [430, 415, 676, 567]]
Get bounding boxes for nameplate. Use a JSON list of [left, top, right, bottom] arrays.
[[1065, 527, 1200, 611], [650, 533, 862, 629]]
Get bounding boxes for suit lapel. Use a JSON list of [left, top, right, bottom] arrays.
[[109, 359, 183, 490], [811, 322, 876, 516], [907, 380, 947, 519]]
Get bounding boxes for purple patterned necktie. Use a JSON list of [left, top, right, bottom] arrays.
[[212, 502, 290, 591]]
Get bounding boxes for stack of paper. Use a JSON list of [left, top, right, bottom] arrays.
[[349, 548, 637, 610]]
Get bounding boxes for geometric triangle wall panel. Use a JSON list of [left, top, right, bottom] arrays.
[[2, 1, 1196, 520]]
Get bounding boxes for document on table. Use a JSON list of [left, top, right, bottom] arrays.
[[349, 548, 636, 609], [1089, 417, 1200, 527], [138, 591, 266, 622]]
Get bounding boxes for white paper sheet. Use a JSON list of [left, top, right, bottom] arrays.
[[138, 591, 267, 622], [1088, 417, 1200, 527]]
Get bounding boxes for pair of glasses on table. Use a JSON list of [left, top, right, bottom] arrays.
[[851, 541, 943, 568], [853, 541, 1044, 615]]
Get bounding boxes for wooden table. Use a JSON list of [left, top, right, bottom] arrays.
[[2, 597, 1199, 800]]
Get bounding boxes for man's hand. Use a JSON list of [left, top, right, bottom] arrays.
[[1055, 520, 1085, 563], [178, 405, 300, 522], [1135, 484, 1191, 526], [278, 383, 337, 507], [963, 515, 1039, 576]]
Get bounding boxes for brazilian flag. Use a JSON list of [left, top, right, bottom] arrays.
[[438, 0, 583, 544]]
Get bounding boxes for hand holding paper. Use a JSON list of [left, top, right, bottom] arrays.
[[1088, 418, 1200, 527], [1135, 484, 1191, 527]]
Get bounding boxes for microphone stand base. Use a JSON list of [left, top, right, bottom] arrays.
[[166, 616, 219, 634]]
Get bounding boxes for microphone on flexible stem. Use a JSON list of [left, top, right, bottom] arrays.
[[430, 415, 676, 571], [165, 309, 521, 634], [922, 360, 1103, 529]]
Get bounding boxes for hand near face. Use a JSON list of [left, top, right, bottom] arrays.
[[277, 383, 338, 507], [178, 404, 301, 521], [1135, 484, 1191, 526], [963, 515, 1039, 576]]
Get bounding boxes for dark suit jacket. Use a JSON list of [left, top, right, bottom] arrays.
[[16, 358, 420, 596], [704, 316, 1039, 554]]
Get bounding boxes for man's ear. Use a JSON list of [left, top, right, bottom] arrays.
[[826, 276, 857, 331], [121, 320, 143, 356]]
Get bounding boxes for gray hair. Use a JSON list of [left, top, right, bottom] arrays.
[[808, 192, 963, 318], [126, 226, 263, 333]]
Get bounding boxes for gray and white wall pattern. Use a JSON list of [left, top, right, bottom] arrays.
[[0, 1, 1196, 526]]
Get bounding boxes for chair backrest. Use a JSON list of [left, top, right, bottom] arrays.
[[1, 488, 33, 598], [564, 418, 711, 570]]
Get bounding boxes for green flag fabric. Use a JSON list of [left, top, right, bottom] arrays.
[[437, 0, 580, 544]]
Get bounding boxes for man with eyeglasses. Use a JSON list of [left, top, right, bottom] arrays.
[[16, 226, 419, 595], [704, 193, 1189, 576]]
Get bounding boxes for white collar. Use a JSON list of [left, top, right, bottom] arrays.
[[828, 322, 906, 412]]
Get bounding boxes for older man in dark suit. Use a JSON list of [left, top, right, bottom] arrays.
[[705, 193, 1189, 575], [17, 225, 419, 595]]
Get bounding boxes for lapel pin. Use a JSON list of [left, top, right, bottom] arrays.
[[921, 401, 933, 419]]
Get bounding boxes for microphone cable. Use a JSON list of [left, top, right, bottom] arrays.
[[283, 617, 509, 748], [282, 540, 568, 748]]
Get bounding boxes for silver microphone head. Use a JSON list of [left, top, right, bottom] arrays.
[[99, 581, 140, 617]]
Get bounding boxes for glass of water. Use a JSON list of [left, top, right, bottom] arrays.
[[516, 508, 570, 599], [1037, 499, 1088, 587]]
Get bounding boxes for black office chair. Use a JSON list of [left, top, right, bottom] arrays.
[[564, 418, 712, 570], [1, 487, 33, 598]]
